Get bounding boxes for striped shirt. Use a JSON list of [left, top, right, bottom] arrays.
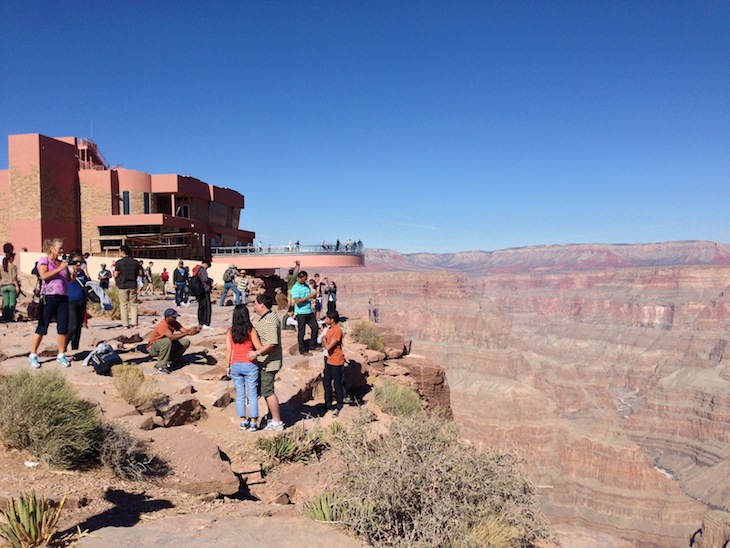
[[255, 310, 282, 372]]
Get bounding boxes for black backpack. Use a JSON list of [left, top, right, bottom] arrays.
[[90, 349, 123, 376], [188, 273, 206, 297]]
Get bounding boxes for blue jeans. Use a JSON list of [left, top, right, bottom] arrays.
[[219, 282, 241, 306], [230, 362, 259, 418]]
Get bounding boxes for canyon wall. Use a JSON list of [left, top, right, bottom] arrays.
[[324, 253, 730, 546]]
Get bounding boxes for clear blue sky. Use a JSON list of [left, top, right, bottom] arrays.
[[1, 1, 728, 253]]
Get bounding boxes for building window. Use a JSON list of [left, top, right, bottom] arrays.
[[143, 192, 150, 214], [122, 191, 130, 215], [178, 204, 190, 218]]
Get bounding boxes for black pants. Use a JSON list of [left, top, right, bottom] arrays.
[[197, 291, 211, 326], [323, 361, 345, 410], [327, 300, 337, 314], [67, 299, 86, 350], [175, 284, 186, 305], [296, 312, 319, 353]]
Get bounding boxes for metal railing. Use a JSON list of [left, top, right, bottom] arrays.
[[211, 244, 365, 256]]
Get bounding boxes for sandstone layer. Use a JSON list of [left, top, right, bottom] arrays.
[[324, 247, 730, 546]]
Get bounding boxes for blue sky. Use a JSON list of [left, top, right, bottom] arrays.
[[1, 1, 728, 253]]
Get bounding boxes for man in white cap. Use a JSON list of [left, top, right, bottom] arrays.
[[219, 263, 241, 306], [147, 308, 201, 373]]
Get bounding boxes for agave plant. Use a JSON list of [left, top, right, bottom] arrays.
[[0, 491, 66, 548]]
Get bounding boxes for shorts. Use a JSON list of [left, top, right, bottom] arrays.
[[259, 368, 279, 398]]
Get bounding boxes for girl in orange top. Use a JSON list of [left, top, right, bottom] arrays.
[[226, 305, 262, 431]]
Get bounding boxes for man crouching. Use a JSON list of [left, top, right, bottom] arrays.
[[147, 308, 201, 374]]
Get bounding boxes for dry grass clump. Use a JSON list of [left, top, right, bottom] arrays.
[[349, 321, 385, 352], [0, 372, 100, 469], [373, 380, 422, 417], [306, 414, 553, 547], [98, 423, 168, 481], [112, 365, 167, 412]]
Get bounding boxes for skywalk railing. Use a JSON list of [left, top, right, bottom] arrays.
[[211, 244, 365, 256]]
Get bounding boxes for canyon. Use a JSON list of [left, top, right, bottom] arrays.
[[325, 241, 730, 546]]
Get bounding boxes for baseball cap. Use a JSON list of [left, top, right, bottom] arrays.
[[100, 263, 106, 267], [164, 308, 179, 318]]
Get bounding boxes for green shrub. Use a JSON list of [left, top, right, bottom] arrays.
[[373, 380, 422, 417], [256, 424, 329, 472], [112, 364, 167, 412], [99, 423, 168, 481], [0, 372, 100, 469], [350, 321, 385, 352], [0, 492, 66, 548], [311, 414, 553, 547]]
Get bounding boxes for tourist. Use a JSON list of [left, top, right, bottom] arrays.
[[326, 280, 337, 315], [283, 306, 298, 330], [114, 245, 143, 329], [284, 260, 300, 304], [249, 294, 285, 430], [274, 287, 288, 311], [28, 237, 72, 369], [226, 304, 261, 432], [195, 259, 213, 329], [219, 263, 242, 306], [313, 273, 324, 320], [173, 260, 188, 306], [321, 311, 346, 416], [144, 261, 154, 294], [147, 308, 201, 374], [291, 270, 319, 355], [65, 249, 88, 355], [160, 267, 169, 295], [0, 249, 21, 322], [136, 260, 145, 295], [98, 263, 112, 290], [236, 269, 248, 302]]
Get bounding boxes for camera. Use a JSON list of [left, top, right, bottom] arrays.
[[62, 254, 79, 266]]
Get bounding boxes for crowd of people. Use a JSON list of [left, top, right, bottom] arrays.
[[3, 240, 349, 430]]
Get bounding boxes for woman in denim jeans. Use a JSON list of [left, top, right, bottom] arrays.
[[225, 304, 262, 432]]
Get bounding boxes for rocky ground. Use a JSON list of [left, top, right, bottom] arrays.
[[0, 290, 366, 547]]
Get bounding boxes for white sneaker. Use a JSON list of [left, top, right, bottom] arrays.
[[202, 325, 213, 330], [263, 420, 285, 431]]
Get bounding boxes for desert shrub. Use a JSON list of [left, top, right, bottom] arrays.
[[314, 414, 552, 547], [349, 321, 385, 352], [373, 380, 422, 417], [0, 372, 101, 469], [0, 492, 66, 548], [112, 365, 167, 411], [256, 424, 329, 472], [98, 423, 168, 481]]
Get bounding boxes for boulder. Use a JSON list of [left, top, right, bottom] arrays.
[[156, 394, 205, 427], [144, 426, 239, 496]]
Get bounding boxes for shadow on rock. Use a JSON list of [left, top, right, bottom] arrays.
[[60, 488, 174, 535]]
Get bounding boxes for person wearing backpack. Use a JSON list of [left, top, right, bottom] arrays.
[[219, 263, 242, 306]]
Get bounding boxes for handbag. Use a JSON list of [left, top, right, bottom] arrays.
[[27, 279, 44, 321], [27, 295, 44, 321]]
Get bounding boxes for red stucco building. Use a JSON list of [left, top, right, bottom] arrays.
[[0, 133, 254, 259]]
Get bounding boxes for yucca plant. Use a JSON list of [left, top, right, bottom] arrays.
[[0, 491, 66, 548], [256, 425, 329, 472], [304, 492, 340, 523]]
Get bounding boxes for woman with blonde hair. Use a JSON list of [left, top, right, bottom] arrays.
[[28, 237, 72, 369], [0, 249, 21, 322]]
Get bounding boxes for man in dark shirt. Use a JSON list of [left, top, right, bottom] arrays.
[[114, 245, 143, 328]]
